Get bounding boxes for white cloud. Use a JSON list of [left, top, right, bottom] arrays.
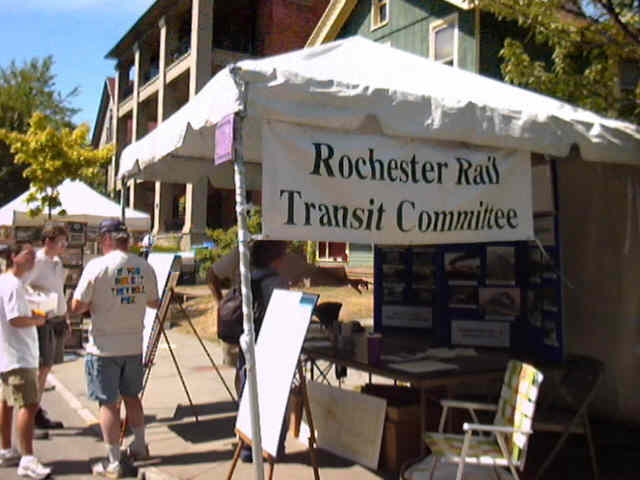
[[3, 0, 154, 13]]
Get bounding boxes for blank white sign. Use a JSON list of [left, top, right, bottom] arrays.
[[236, 289, 318, 457]]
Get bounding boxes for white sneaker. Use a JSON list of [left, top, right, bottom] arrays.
[[91, 459, 121, 479], [0, 447, 21, 467], [17, 456, 52, 479]]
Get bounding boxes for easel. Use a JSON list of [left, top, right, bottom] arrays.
[[121, 272, 236, 441], [226, 360, 320, 480], [141, 274, 238, 420]]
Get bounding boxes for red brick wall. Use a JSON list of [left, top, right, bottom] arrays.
[[256, 0, 330, 56]]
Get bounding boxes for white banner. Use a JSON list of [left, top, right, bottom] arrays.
[[262, 122, 533, 245]]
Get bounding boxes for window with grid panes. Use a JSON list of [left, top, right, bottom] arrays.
[[430, 14, 458, 67]]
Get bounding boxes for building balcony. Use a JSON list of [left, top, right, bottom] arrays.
[[119, 94, 134, 116], [167, 50, 191, 83], [139, 74, 160, 102]]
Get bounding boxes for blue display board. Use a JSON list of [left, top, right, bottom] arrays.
[[374, 237, 565, 362]]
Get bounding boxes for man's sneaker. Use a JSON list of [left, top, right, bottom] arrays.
[[0, 447, 21, 467], [91, 459, 121, 479], [34, 408, 64, 430], [16, 456, 52, 479], [125, 443, 150, 462]]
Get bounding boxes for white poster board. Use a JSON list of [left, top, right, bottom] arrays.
[[235, 289, 318, 457], [263, 121, 533, 245], [303, 381, 387, 470], [142, 253, 178, 358]]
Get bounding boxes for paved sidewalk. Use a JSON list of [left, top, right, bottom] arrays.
[[51, 329, 393, 480]]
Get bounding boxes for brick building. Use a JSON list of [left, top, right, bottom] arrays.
[[98, 0, 328, 248]]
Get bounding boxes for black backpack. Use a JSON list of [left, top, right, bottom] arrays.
[[217, 273, 276, 345]]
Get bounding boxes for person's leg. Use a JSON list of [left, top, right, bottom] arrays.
[[121, 355, 147, 460], [85, 354, 122, 469], [16, 404, 39, 455], [10, 368, 52, 478], [35, 323, 63, 430], [0, 396, 13, 450], [0, 376, 20, 467]]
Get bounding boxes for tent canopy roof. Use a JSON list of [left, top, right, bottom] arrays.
[[119, 36, 640, 185], [0, 180, 151, 231]]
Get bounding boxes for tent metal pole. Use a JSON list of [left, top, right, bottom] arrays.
[[120, 176, 127, 222], [233, 111, 266, 478]]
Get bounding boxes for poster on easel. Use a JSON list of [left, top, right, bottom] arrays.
[[142, 253, 180, 360], [235, 289, 318, 457]]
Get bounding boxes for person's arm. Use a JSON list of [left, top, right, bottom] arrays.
[[307, 266, 370, 294], [347, 278, 370, 294], [9, 315, 46, 328], [147, 298, 161, 309], [207, 267, 223, 302], [71, 299, 90, 315]]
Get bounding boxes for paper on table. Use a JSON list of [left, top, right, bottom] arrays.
[[304, 339, 333, 349], [388, 359, 459, 373], [425, 347, 478, 359]]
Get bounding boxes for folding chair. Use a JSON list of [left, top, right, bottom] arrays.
[[533, 354, 604, 480], [421, 360, 544, 480]]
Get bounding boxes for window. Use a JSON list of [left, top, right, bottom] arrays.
[[317, 242, 348, 262], [371, 0, 389, 30], [430, 14, 458, 67]]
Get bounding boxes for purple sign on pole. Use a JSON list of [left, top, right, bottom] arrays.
[[215, 114, 234, 165]]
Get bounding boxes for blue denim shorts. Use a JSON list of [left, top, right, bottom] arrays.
[[85, 354, 144, 405]]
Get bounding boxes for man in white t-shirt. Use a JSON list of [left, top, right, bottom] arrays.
[[25, 222, 69, 431], [0, 243, 52, 479], [71, 218, 159, 478]]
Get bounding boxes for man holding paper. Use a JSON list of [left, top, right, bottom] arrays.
[[0, 243, 52, 479], [25, 222, 70, 431]]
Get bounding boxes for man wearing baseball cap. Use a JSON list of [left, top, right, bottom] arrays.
[[71, 218, 160, 478]]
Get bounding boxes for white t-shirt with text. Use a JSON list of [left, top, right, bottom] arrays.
[[73, 250, 159, 357], [0, 272, 38, 372]]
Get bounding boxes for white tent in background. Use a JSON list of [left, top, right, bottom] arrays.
[[0, 180, 151, 231]]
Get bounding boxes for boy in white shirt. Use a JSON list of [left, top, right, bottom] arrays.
[[25, 222, 70, 431], [0, 243, 52, 479]]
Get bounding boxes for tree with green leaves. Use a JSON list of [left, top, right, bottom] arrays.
[[0, 56, 79, 206], [478, 0, 640, 124], [0, 113, 113, 218]]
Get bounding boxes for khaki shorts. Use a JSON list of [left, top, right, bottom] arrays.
[[1, 368, 40, 407]]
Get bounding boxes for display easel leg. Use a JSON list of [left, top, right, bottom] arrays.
[[227, 366, 320, 480], [226, 439, 244, 480], [268, 459, 275, 480], [172, 288, 237, 405], [161, 326, 199, 422], [297, 361, 321, 480]]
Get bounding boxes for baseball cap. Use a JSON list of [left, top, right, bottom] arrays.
[[99, 218, 129, 238]]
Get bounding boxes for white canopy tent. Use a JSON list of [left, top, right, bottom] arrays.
[[0, 180, 151, 231], [119, 36, 640, 186], [116, 37, 640, 479]]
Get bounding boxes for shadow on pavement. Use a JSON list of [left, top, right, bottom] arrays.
[[152, 448, 235, 466], [172, 400, 237, 420], [168, 415, 236, 443]]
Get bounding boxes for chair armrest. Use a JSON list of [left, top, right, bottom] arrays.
[[441, 399, 498, 411], [463, 422, 533, 435]]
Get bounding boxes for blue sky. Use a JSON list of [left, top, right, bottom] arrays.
[[0, 0, 155, 133]]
